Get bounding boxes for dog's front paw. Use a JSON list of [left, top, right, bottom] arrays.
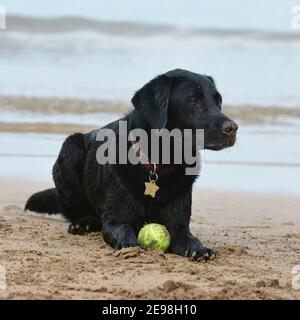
[[114, 234, 138, 251], [169, 237, 216, 261], [113, 225, 138, 250]]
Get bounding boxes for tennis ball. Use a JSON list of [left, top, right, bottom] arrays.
[[138, 223, 170, 252]]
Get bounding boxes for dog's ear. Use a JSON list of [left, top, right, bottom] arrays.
[[131, 74, 173, 129]]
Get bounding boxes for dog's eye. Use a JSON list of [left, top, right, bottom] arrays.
[[190, 98, 200, 107]]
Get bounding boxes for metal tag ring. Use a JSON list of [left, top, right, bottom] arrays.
[[149, 171, 158, 182]]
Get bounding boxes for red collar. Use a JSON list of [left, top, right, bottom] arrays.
[[130, 140, 176, 175], [130, 141, 157, 172]]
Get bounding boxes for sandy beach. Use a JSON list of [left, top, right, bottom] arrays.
[[0, 176, 299, 300]]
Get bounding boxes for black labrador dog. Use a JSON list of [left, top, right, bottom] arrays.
[[25, 69, 238, 260]]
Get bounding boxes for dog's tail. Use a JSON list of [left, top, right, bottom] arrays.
[[25, 188, 60, 214]]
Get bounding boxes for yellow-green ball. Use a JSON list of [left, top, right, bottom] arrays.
[[138, 223, 170, 252]]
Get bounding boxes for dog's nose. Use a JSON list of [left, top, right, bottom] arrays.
[[222, 121, 238, 136]]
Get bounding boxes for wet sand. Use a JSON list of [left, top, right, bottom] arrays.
[[0, 177, 299, 300], [1, 95, 300, 127]]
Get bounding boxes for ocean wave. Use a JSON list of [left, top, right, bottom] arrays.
[[4, 15, 300, 42], [0, 95, 129, 114]]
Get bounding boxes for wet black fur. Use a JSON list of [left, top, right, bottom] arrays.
[[25, 69, 238, 259]]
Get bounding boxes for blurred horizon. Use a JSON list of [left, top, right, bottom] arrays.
[[0, 4, 300, 106], [1, 0, 298, 31]]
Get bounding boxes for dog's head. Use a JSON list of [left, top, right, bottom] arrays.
[[131, 69, 238, 150]]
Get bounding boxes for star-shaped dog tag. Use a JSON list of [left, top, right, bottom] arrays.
[[144, 180, 159, 198]]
